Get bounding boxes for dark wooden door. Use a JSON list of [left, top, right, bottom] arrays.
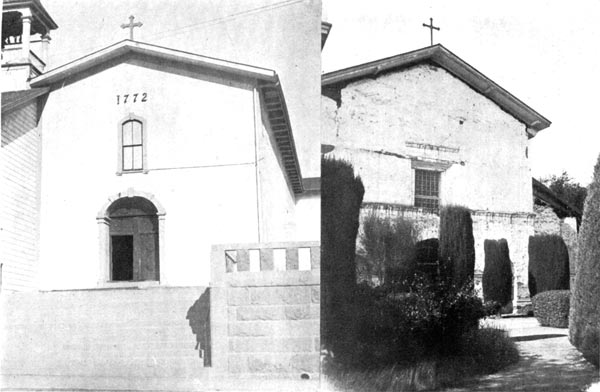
[[110, 215, 159, 281]]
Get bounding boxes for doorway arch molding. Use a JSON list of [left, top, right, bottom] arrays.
[[96, 188, 167, 286]]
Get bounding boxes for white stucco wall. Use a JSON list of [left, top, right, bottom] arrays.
[[36, 59, 303, 290], [323, 64, 533, 213]]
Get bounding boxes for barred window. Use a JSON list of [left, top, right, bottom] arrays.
[[414, 169, 440, 209]]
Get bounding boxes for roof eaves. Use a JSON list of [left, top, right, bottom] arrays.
[[532, 178, 582, 218], [31, 40, 278, 88], [1, 87, 49, 113], [322, 44, 551, 133], [258, 78, 304, 195]]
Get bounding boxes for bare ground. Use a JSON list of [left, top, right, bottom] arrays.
[[443, 317, 599, 392]]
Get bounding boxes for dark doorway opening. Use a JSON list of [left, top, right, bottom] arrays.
[[107, 196, 159, 282], [112, 235, 134, 281]]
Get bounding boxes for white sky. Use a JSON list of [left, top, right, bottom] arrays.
[[323, 0, 600, 186]]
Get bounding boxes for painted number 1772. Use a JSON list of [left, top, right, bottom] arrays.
[[116, 93, 148, 105]]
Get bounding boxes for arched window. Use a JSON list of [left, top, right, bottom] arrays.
[[107, 196, 159, 281], [117, 114, 147, 174]]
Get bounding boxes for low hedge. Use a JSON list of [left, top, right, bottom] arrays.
[[532, 290, 570, 328]]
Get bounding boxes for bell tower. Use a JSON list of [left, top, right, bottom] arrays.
[[2, 0, 58, 92]]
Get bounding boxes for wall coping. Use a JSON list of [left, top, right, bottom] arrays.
[[362, 202, 535, 220]]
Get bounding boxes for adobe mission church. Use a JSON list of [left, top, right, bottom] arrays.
[[321, 29, 578, 311]]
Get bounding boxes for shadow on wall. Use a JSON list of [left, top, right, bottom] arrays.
[[187, 289, 211, 366]]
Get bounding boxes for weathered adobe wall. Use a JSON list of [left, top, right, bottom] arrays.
[[210, 243, 320, 380], [360, 204, 534, 307], [322, 63, 532, 213]]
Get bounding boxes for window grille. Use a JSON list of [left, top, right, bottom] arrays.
[[414, 169, 440, 209]]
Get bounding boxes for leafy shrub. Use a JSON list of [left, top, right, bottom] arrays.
[[321, 157, 365, 365], [482, 239, 513, 308], [360, 213, 418, 287], [528, 234, 570, 297], [352, 277, 485, 368], [532, 290, 570, 328], [570, 154, 600, 368], [439, 206, 475, 287]]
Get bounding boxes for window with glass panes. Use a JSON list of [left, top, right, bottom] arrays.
[[122, 119, 143, 171], [414, 169, 440, 209]]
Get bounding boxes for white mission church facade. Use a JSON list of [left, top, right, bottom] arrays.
[[1, 0, 321, 388], [2, 4, 319, 292]]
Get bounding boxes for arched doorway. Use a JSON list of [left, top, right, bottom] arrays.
[[107, 196, 159, 281]]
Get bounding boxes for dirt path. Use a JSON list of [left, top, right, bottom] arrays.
[[444, 317, 598, 392]]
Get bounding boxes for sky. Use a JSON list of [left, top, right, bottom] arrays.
[[40, 0, 321, 176], [323, 0, 600, 186]]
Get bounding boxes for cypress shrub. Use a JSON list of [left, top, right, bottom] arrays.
[[438, 206, 475, 288], [360, 213, 418, 287], [532, 290, 570, 328], [321, 157, 365, 365], [528, 235, 570, 297], [482, 239, 513, 309], [570, 154, 600, 368]]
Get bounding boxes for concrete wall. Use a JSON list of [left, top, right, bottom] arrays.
[[210, 242, 320, 380], [0, 101, 42, 291], [36, 59, 304, 290], [1, 286, 210, 391], [322, 64, 533, 212]]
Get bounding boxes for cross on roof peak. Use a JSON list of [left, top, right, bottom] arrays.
[[422, 17, 440, 46], [121, 15, 143, 40]]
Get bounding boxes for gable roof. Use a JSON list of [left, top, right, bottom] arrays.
[[1, 88, 49, 114], [532, 178, 582, 220], [322, 44, 551, 137], [29, 40, 304, 194], [30, 40, 278, 87]]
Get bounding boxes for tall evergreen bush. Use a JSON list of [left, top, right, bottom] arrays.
[[528, 234, 570, 297], [482, 239, 513, 308], [438, 206, 475, 288], [570, 154, 600, 368], [360, 213, 417, 286], [321, 157, 365, 365]]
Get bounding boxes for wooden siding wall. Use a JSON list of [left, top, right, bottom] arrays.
[[1, 102, 41, 291]]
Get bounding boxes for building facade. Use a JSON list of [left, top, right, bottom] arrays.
[[322, 45, 551, 309]]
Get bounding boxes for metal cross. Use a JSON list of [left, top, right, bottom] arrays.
[[422, 17, 440, 46], [121, 15, 143, 40]]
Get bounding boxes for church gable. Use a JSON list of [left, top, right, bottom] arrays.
[[321, 46, 549, 213], [322, 44, 550, 137], [32, 40, 303, 194]]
